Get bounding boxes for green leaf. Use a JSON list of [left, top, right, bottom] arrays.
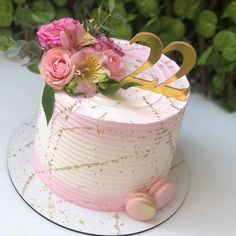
[[98, 5, 102, 22], [195, 10, 218, 38], [197, 46, 213, 66], [32, 11, 55, 24], [52, 0, 67, 7], [121, 82, 141, 90], [159, 16, 185, 40], [206, 49, 221, 68], [127, 13, 137, 22], [98, 73, 109, 82], [100, 82, 121, 96], [30, 40, 43, 57], [212, 73, 225, 93], [5, 46, 21, 58], [0, 35, 14, 51], [0, 0, 13, 27], [217, 62, 236, 74], [27, 64, 40, 74], [213, 31, 236, 62], [222, 2, 236, 24], [170, 19, 186, 39], [42, 84, 55, 125], [100, 25, 115, 35], [0, 27, 12, 36], [229, 26, 236, 34], [74, 0, 95, 20], [15, 7, 37, 29], [159, 32, 177, 46], [55, 8, 72, 19], [216, 98, 236, 113], [140, 18, 160, 34], [98, 82, 109, 90], [173, 0, 204, 20], [32, 1, 55, 24], [66, 79, 78, 90], [111, 13, 127, 23], [5, 40, 43, 63], [12, 0, 27, 4], [106, 19, 132, 39], [69, 92, 84, 97], [134, 0, 159, 18], [91, 7, 131, 38], [97, 0, 127, 16], [109, 0, 115, 13], [213, 31, 235, 49]]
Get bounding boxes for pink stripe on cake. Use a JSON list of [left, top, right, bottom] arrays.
[[32, 146, 126, 211]]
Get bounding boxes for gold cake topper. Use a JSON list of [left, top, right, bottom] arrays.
[[121, 32, 197, 101]]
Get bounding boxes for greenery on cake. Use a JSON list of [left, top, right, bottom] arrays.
[[0, 0, 235, 112]]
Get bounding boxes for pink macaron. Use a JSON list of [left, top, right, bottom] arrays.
[[149, 178, 175, 209], [125, 192, 156, 221]]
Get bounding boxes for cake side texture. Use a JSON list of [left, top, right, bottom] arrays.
[[33, 40, 189, 211]]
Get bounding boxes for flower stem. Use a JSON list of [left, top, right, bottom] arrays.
[[96, 12, 112, 31]]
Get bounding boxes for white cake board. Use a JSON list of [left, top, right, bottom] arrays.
[[7, 117, 189, 236]]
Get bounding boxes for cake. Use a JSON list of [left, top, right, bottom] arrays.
[[25, 18, 195, 221]]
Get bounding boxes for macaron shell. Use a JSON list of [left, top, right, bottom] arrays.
[[125, 192, 153, 204], [125, 196, 156, 221], [148, 178, 168, 196], [154, 182, 175, 209]]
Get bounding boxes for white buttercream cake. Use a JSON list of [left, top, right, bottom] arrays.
[[33, 40, 189, 220]]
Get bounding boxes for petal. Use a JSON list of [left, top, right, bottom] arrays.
[[60, 31, 70, 49], [74, 78, 97, 98]]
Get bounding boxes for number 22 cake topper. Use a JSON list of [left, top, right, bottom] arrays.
[[121, 32, 197, 101]]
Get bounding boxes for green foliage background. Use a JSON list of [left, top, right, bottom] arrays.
[[0, 0, 236, 111]]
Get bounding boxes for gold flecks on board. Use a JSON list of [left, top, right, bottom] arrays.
[[113, 212, 121, 235], [21, 173, 35, 196], [79, 220, 84, 224], [23, 141, 34, 148], [47, 190, 54, 219]]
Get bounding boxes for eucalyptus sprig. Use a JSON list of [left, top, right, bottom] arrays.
[[2, 37, 43, 67]]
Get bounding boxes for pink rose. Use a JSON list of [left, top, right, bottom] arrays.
[[93, 35, 125, 57], [39, 47, 75, 90], [37, 18, 85, 49], [103, 49, 125, 81]]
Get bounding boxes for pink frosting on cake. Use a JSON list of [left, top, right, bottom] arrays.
[[33, 146, 126, 211]]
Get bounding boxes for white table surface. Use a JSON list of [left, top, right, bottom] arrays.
[[0, 53, 236, 236]]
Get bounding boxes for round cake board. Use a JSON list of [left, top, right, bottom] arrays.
[[7, 117, 189, 236]]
